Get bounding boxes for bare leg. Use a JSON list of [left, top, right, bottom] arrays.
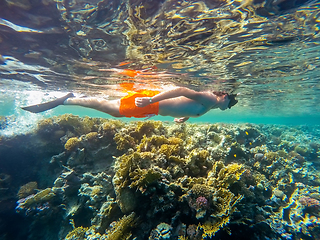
[[64, 97, 124, 117]]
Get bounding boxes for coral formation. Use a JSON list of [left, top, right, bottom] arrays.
[[0, 116, 319, 239], [65, 226, 88, 240], [0, 173, 10, 188], [16, 188, 55, 210], [64, 137, 81, 151], [17, 181, 38, 198], [149, 222, 172, 239]]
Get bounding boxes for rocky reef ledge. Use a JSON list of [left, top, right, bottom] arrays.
[[0, 114, 320, 240]]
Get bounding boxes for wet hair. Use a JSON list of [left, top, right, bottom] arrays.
[[212, 91, 238, 109]]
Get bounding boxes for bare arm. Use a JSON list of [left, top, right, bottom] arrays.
[[152, 87, 202, 102], [135, 87, 204, 107]]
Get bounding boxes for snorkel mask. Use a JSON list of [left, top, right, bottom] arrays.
[[226, 93, 238, 109]]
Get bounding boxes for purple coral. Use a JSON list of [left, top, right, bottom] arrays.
[[299, 196, 320, 208], [196, 196, 208, 209], [186, 224, 198, 239]]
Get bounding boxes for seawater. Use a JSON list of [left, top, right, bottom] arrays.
[[0, 1, 320, 240]]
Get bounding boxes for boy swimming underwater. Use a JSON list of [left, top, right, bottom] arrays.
[[22, 87, 238, 123]]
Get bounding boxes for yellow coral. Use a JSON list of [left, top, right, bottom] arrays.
[[21, 188, 55, 208], [17, 181, 38, 198], [191, 183, 211, 197], [105, 213, 136, 240], [34, 188, 55, 201], [37, 118, 54, 132], [198, 188, 243, 238], [198, 216, 230, 238], [294, 145, 309, 156], [159, 144, 181, 158], [129, 168, 162, 188], [99, 202, 118, 221], [137, 135, 167, 152], [54, 114, 101, 135], [91, 186, 103, 196], [113, 153, 138, 192], [64, 137, 81, 151], [168, 137, 184, 145], [186, 149, 209, 164], [208, 162, 245, 188], [81, 116, 97, 133], [101, 119, 124, 133], [178, 236, 187, 240], [253, 172, 267, 186], [65, 226, 88, 240], [264, 151, 279, 162], [114, 133, 136, 151], [114, 152, 158, 191], [55, 114, 82, 130], [85, 132, 98, 141], [185, 149, 210, 176], [218, 163, 244, 183], [136, 121, 163, 137]]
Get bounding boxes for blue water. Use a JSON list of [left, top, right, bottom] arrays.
[[0, 0, 320, 135], [1, 1, 320, 240], [27, 106, 320, 125]]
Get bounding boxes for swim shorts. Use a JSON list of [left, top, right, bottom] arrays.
[[119, 89, 160, 118]]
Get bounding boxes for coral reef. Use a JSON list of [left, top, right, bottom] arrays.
[[1, 116, 320, 239]]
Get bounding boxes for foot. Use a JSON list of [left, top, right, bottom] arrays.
[[174, 117, 189, 123]]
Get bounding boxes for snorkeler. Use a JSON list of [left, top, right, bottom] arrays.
[[21, 87, 238, 123]]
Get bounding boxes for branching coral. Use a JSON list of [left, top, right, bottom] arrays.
[[185, 149, 210, 176], [129, 168, 162, 189], [37, 118, 54, 132], [100, 119, 124, 136], [113, 151, 166, 213], [114, 133, 136, 151], [135, 121, 164, 138], [53, 114, 103, 135], [104, 212, 136, 240], [65, 226, 88, 240], [208, 162, 245, 188], [114, 121, 166, 151], [198, 188, 243, 238]]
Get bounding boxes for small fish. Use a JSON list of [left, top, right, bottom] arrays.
[[254, 153, 265, 160]]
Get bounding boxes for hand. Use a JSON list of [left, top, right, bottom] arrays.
[[174, 117, 189, 123], [135, 97, 151, 107]]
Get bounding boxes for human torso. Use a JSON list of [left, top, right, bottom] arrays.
[[158, 96, 217, 117]]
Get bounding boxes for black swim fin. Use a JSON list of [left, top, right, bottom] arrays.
[[21, 93, 74, 113]]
